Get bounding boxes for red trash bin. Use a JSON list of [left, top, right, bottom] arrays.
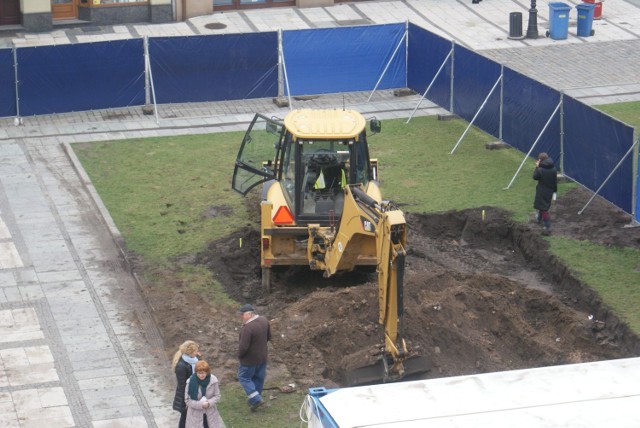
[[583, 0, 603, 19]]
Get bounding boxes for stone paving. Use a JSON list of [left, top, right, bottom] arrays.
[[0, 138, 174, 427], [0, 0, 639, 427]]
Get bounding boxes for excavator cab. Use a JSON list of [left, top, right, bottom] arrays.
[[232, 110, 379, 225], [232, 109, 384, 291]]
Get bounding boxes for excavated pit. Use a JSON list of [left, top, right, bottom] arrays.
[[148, 187, 640, 389]]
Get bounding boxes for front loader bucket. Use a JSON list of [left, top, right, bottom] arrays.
[[345, 354, 431, 387]]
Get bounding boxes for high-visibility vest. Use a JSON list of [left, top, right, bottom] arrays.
[[314, 170, 326, 189], [314, 168, 346, 190]]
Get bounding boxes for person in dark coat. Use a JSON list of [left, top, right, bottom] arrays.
[[172, 340, 201, 428], [533, 152, 558, 234], [237, 304, 271, 411]]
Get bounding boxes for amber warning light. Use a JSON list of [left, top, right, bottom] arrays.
[[273, 206, 294, 225]]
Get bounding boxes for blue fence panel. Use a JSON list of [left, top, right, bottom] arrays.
[[407, 23, 452, 110], [149, 33, 278, 103], [283, 24, 406, 96], [502, 68, 561, 161], [563, 96, 635, 214], [0, 49, 16, 118], [452, 45, 501, 138], [637, 149, 640, 222], [18, 40, 144, 116]]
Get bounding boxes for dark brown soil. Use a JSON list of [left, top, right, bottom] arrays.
[[146, 186, 640, 390]]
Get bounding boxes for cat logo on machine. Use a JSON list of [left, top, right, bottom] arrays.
[[361, 217, 374, 232]]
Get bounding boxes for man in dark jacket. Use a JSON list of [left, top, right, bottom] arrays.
[[237, 304, 271, 411], [533, 152, 558, 235]]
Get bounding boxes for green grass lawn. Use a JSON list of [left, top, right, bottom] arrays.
[[597, 101, 640, 128], [74, 137, 248, 261], [218, 384, 305, 428], [73, 102, 640, 428]]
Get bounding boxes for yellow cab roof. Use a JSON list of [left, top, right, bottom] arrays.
[[283, 109, 366, 140]]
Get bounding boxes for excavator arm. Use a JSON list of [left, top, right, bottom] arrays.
[[308, 185, 429, 385], [377, 207, 409, 380]]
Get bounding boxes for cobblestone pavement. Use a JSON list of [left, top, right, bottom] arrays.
[[1, 0, 639, 427]]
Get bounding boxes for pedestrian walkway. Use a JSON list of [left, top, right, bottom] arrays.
[[1, 1, 640, 427], [0, 139, 175, 427]]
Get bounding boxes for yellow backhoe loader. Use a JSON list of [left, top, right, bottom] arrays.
[[232, 109, 429, 385]]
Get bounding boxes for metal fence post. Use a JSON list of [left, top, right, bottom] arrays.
[[499, 64, 504, 141], [13, 46, 22, 124], [144, 36, 151, 106], [631, 136, 639, 224], [560, 92, 564, 173], [450, 41, 455, 113], [278, 29, 283, 98], [405, 20, 409, 89]]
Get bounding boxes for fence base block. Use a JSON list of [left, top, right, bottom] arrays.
[[273, 97, 289, 108], [557, 174, 573, 184], [486, 141, 511, 150], [393, 88, 417, 97], [437, 113, 457, 121]]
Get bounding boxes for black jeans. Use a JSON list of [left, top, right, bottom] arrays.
[[179, 410, 210, 428]]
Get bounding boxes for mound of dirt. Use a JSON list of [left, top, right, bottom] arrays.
[[145, 187, 640, 390]]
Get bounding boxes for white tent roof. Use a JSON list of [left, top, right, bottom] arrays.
[[308, 357, 640, 427]]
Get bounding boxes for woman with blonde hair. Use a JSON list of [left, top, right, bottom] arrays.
[[172, 340, 201, 428], [185, 360, 221, 428]]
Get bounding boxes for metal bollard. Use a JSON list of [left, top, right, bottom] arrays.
[[509, 12, 524, 39]]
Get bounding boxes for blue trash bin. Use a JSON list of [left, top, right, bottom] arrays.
[[547, 2, 571, 40], [576, 3, 595, 37]]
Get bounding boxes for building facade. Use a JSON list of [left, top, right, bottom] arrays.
[[3, 0, 172, 32], [0, 0, 366, 33]]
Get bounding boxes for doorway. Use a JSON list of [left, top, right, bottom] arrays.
[[52, 0, 78, 20], [0, 0, 20, 25]]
